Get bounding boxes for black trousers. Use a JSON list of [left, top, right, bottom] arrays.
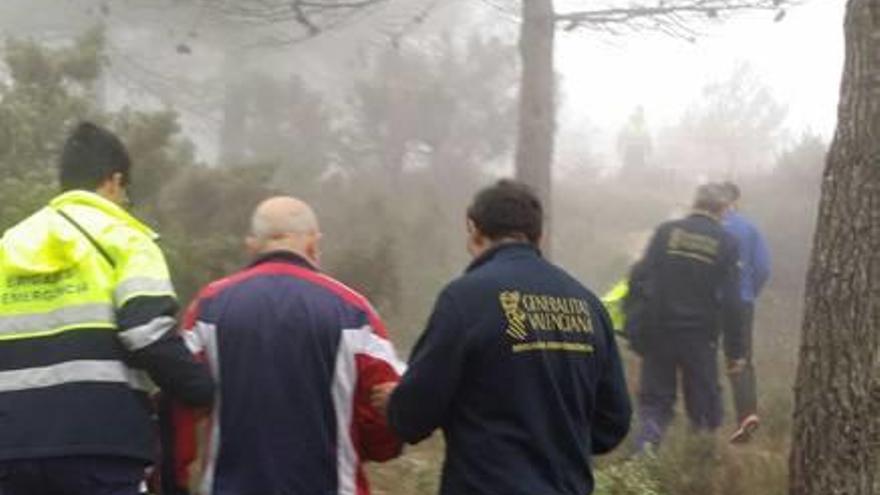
[[636, 335, 722, 449], [0, 456, 145, 495], [728, 302, 758, 422]]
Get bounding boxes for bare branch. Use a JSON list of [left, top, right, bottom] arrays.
[[555, 0, 791, 38], [291, 0, 321, 35], [298, 0, 386, 9], [194, 0, 391, 46], [384, 0, 444, 47], [557, 1, 781, 23]]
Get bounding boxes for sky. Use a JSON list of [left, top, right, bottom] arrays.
[[161, 0, 848, 167], [553, 0, 846, 166], [1, 0, 843, 166]]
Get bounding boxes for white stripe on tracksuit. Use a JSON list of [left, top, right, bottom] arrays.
[[333, 325, 405, 495], [189, 322, 404, 495]]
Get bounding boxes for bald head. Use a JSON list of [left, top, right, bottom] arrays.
[[248, 196, 321, 263]]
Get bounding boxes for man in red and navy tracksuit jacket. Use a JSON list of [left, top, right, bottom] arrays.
[[161, 197, 405, 495]]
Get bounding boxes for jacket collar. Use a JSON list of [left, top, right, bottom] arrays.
[[50, 190, 158, 240], [466, 242, 540, 273], [250, 250, 319, 271], [689, 209, 722, 224], [724, 210, 744, 223]]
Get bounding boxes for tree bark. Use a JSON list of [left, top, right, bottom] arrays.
[[515, 0, 556, 251], [789, 2, 880, 494]]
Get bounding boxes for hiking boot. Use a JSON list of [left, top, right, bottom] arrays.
[[729, 414, 760, 444]]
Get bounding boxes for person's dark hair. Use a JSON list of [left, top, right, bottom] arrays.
[[59, 122, 131, 192], [693, 183, 728, 215], [719, 181, 741, 203], [467, 179, 543, 245]]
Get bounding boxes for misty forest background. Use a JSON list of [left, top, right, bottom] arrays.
[[0, 1, 829, 494]]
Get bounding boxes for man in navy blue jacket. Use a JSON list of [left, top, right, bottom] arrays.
[[720, 182, 771, 444], [631, 184, 744, 452], [163, 197, 405, 495], [373, 180, 632, 495]]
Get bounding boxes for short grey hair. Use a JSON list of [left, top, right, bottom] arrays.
[[250, 206, 318, 241]]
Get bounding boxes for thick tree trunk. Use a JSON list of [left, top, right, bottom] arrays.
[[515, 0, 555, 250], [789, 2, 880, 494]]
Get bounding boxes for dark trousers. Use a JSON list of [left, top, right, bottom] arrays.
[[636, 335, 722, 450], [0, 456, 145, 495], [728, 302, 757, 422]]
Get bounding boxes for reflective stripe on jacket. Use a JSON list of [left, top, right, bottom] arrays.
[[0, 190, 211, 462]]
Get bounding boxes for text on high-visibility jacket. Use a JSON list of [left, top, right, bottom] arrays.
[[0, 190, 213, 462]]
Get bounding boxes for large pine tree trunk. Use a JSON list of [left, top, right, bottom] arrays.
[[789, 2, 880, 494], [515, 0, 555, 249]]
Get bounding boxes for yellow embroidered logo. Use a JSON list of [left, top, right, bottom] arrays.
[[498, 290, 595, 353], [667, 228, 720, 264], [500, 291, 529, 341]]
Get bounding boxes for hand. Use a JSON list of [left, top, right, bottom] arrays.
[[726, 358, 747, 375], [370, 382, 398, 419]]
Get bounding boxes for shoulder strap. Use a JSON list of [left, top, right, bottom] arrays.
[[55, 209, 117, 269]]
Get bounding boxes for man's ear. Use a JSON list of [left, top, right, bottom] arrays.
[[305, 230, 322, 265], [466, 218, 487, 254], [95, 174, 116, 192], [103, 172, 125, 195], [112, 172, 125, 188], [467, 218, 478, 236], [95, 173, 126, 205], [245, 236, 261, 256]]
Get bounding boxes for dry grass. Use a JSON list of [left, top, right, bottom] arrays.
[[368, 436, 444, 495], [367, 294, 799, 495], [367, 414, 791, 495]]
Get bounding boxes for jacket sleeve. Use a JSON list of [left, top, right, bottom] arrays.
[[158, 390, 202, 495], [589, 299, 632, 455], [111, 229, 215, 408], [751, 226, 771, 295], [387, 288, 467, 444], [625, 227, 665, 353], [350, 308, 406, 462], [720, 238, 745, 360], [159, 296, 214, 495]]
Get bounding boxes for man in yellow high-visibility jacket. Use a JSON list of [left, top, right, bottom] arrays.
[[0, 122, 214, 495]]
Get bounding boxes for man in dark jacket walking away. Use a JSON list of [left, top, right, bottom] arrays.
[[631, 183, 744, 452], [373, 180, 632, 495]]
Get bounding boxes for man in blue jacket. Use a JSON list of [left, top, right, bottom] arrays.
[[373, 180, 632, 495], [720, 182, 771, 444]]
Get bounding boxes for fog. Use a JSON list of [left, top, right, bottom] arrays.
[[557, 1, 843, 159], [0, 0, 845, 493]]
